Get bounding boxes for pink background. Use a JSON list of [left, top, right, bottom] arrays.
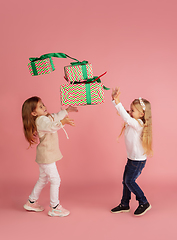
[[0, 0, 177, 239]]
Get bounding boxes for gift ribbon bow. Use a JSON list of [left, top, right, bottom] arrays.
[[70, 60, 88, 66]]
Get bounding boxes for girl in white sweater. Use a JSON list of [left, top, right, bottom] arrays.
[[22, 96, 78, 217], [111, 88, 152, 216]]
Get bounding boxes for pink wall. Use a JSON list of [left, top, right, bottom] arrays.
[[0, 1, 177, 238], [1, 0, 177, 186], [1, 0, 177, 182]]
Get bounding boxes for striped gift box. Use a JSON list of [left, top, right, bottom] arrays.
[[28, 58, 55, 76], [60, 82, 105, 106], [64, 63, 93, 82]]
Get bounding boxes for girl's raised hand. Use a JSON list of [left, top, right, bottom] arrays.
[[112, 87, 118, 100], [112, 87, 121, 104], [66, 106, 78, 113], [60, 116, 75, 126]]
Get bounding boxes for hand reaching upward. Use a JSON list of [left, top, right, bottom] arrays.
[[112, 87, 121, 105]]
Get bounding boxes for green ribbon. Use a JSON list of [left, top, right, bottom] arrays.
[[49, 57, 55, 71], [82, 65, 87, 79], [29, 53, 79, 62], [70, 60, 88, 66], [85, 83, 91, 105], [31, 61, 38, 76]]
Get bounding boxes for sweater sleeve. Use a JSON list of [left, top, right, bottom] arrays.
[[52, 109, 68, 122], [113, 101, 143, 131], [36, 115, 63, 133]]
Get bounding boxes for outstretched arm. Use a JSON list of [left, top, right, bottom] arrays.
[[53, 106, 78, 122], [112, 88, 142, 130], [61, 106, 78, 126]]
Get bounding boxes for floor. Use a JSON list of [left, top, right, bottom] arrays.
[[0, 180, 176, 240]]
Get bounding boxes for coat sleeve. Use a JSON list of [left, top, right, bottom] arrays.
[[36, 115, 63, 133], [52, 109, 68, 122]]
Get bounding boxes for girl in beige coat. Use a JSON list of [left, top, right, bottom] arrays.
[[22, 96, 78, 217]]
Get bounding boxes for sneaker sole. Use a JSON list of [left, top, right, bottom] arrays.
[[111, 209, 130, 213], [48, 211, 70, 217], [23, 204, 44, 212], [134, 204, 152, 216]]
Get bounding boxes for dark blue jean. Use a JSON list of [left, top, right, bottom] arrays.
[[121, 158, 148, 206]]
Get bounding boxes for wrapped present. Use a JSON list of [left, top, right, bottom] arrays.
[[28, 53, 79, 76], [28, 52, 94, 79], [60, 82, 105, 106], [64, 61, 93, 82], [28, 57, 55, 76]]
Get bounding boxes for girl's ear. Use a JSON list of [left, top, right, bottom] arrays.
[[31, 111, 37, 116], [140, 112, 144, 117]]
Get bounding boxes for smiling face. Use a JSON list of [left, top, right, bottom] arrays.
[[129, 104, 144, 120], [31, 101, 48, 117]]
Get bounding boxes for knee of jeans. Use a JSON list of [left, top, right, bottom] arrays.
[[124, 178, 135, 187]]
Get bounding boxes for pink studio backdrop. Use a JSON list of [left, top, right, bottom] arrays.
[[0, 0, 177, 240]]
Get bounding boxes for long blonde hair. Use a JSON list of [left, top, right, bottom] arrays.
[[22, 96, 41, 146], [119, 98, 153, 156]]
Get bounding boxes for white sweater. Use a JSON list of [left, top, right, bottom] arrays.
[[35, 109, 68, 164], [113, 101, 146, 161]]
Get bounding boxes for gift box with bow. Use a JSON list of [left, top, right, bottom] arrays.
[[28, 57, 55, 76], [28, 53, 79, 76], [64, 61, 93, 82], [60, 73, 109, 106]]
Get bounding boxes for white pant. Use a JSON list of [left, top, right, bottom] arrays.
[[29, 162, 61, 207]]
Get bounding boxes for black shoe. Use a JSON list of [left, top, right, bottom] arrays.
[[134, 202, 151, 216], [111, 204, 130, 213]]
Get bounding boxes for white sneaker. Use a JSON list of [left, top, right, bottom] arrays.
[[48, 204, 70, 217], [23, 200, 44, 212]]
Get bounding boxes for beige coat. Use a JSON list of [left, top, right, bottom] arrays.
[[35, 110, 68, 164]]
